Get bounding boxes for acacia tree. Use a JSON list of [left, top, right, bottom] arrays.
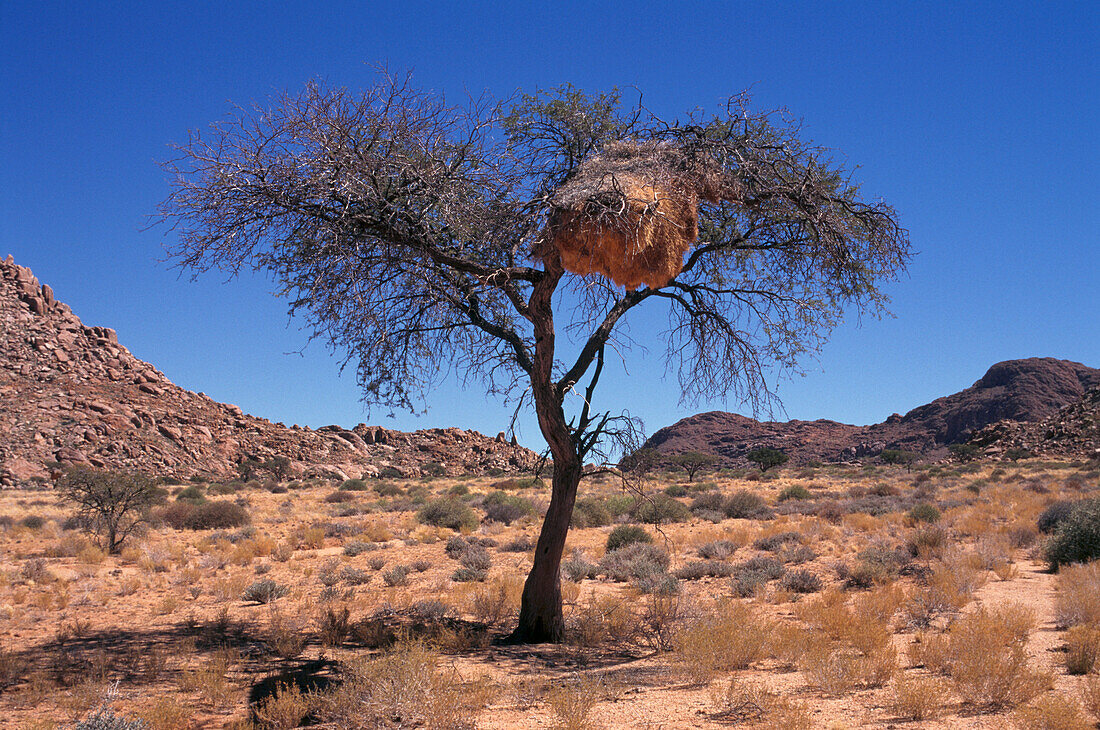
[[158, 72, 910, 642]]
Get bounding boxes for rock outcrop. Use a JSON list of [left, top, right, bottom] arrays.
[[970, 385, 1100, 460], [0, 256, 537, 486], [643, 358, 1100, 466]]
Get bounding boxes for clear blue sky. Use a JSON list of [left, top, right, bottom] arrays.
[[2, 1, 1097, 451]]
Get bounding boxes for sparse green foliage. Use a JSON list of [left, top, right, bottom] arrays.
[[672, 451, 719, 481], [747, 448, 789, 472], [606, 524, 652, 552], [59, 465, 163, 554]]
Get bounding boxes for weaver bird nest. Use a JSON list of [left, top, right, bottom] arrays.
[[537, 140, 740, 290]]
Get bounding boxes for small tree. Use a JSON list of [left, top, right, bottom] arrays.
[[746, 447, 789, 473], [158, 72, 909, 641], [672, 451, 719, 481], [59, 466, 162, 554], [880, 448, 918, 473], [949, 443, 979, 462]]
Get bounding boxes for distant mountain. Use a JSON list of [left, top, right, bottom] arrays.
[[970, 385, 1100, 460], [0, 256, 536, 486], [643, 357, 1100, 466]]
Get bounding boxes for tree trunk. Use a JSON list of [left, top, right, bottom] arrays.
[[509, 253, 581, 643], [511, 433, 581, 642]]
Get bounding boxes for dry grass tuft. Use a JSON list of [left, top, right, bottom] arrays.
[[1055, 561, 1100, 628], [889, 673, 950, 721], [674, 601, 771, 683], [548, 673, 607, 730], [1011, 693, 1092, 730]]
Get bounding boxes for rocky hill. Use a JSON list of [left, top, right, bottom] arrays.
[[0, 256, 536, 486], [644, 357, 1100, 466], [970, 385, 1100, 460]]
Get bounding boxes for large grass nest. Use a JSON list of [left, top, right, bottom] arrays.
[[538, 140, 740, 290]]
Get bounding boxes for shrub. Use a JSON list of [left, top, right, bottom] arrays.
[[164, 500, 249, 530], [451, 566, 488, 582], [1055, 561, 1100, 628], [778, 485, 812, 502], [690, 491, 725, 514], [599, 543, 670, 582], [664, 484, 688, 497], [1011, 694, 1091, 730], [373, 481, 404, 497], [779, 570, 822, 593], [416, 498, 478, 531], [753, 530, 802, 551], [1064, 625, 1100, 674], [480, 491, 535, 525], [906, 503, 941, 524], [344, 540, 377, 556], [1047, 499, 1100, 568], [459, 545, 492, 572], [606, 524, 651, 552], [500, 535, 535, 552], [889, 675, 947, 721], [242, 579, 289, 603], [562, 550, 599, 581], [723, 490, 771, 519], [325, 490, 356, 503], [339, 478, 370, 491], [20, 515, 46, 529], [631, 493, 691, 524], [73, 706, 148, 730], [673, 560, 735, 580], [571, 497, 611, 528], [697, 539, 738, 560], [675, 601, 771, 681], [382, 565, 409, 587]]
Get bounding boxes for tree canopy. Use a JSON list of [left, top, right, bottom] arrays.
[[159, 71, 910, 641]]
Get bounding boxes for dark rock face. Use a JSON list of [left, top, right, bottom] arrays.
[[971, 386, 1100, 460], [644, 358, 1100, 466], [0, 256, 537, 486]]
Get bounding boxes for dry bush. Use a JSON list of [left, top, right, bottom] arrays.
[[1063, 625, 1100, 674], [318, 605, 351, 647], [942, 604, 1050, 709], [1055, 561, 1100, 628], [674, 601, 771, 683], [254, 682, 312, 730], [316, 641, 491, 730], [1080, 675, 1100, 717], [768, 621, 828, 670], [269, 611, 310, 660], [708, 677, 774, 723], [547, 673, 606, 730], [136, 696, 195, 730], [889, 673, 949, 721], [467, 575, 523, 626], [178, 652, 236, 707], [567, 595, 641, 647], [1011, 694, 1092, 730], [801, 644, 897, 695]]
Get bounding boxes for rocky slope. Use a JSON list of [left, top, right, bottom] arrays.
[[0, 256, 536, 486], [644, 358, 1100, 466], [970, 385, 1100, 460]]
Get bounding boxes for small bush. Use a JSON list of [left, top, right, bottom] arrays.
[[339, 478, 370, 491], [664, 484, 688, 497], [164, 500, 249, 530], [673, 560, 735, 580], [599, 543, 670, 582], [690, 491, 725, 515], [1047, 499, 1100, 568], [562, 550, 599, 581], [889, 674, 947, 721], [723, 490, 771, 519], [20, 515, 46, 529], [697, 539, 739, 560], [373, 481, 404, 497], [631, 493, 691, 524], [1055, 561, 1100, 627], [382, 565, 409, 587], [451, 566, 488, 582], [1064, 625, 1100, 674], [606, 524, 652, 552], [480, 491, 535, 525], [500, 535, 535, 552], [571, 497, 611, 528], [325, 490, 356, 503], [906, 503, 941, 524], [459, 545, 492, 571], [778, 485, 812, 502], [779, 569, 823, 593], [242, 579, 289, 604], [1011, 693, 1092, 730], [416, 498, 478, 531], [73, 706, 148, 730], [753, 530, 802, 552], [343, 540, 377, 556]]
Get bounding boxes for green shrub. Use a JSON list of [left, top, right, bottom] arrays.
[[603, 494, 637, 517], [1038, 500, 1079, 534], [777, 484, 812, 502], [163, 500, 249, 530], [416, 498, 478, 531], [19, 515, 45, 529], [1047, 500, 1100, 568], [176, 484, 206, 502], [664, 484, 688, 498], [606, 524, 652, 552], [571, 497, 611, 528], [447, 484, 469, 496], [339, 478, 370, 491], [906, 503, 941, 524], [723, 490, 770, 519], [480, 491, 536, 525], [373, 481, 404, 497], [631, 493, 691, 524]]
